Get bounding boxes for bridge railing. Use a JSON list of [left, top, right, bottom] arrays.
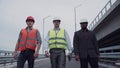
[[88, 0, 117, 30], [99, 45, 120, 66], [0, 50, 46, 66], [0, 50, 15, 66]]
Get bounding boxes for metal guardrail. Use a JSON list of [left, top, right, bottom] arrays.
[[88, 0, 117, 30], [0, 58, 16, 66], [0, 50, 15, 66], [0, 57, 46, 66], [99, 45, 120, 65], [0, 50, 46, 66]]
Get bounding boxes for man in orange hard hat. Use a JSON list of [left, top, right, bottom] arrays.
[[13, 16, 42, 68]]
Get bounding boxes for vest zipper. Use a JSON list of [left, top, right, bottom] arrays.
[[55, 30, 60, 48], [25, 30, 29, 49], [55, 32, 57, 48]]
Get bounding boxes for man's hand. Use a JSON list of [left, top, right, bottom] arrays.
[[97, 55, 100, 61], [34, 51, 39, 58], [68, 53, 72, 61], [34, 42, 41, 58], [75, 55, 80, 61], [45, 51, 49, 57], [13, 51, 18, 60]]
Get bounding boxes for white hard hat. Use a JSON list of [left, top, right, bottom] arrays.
[[79, 19, 88, 24], [53, 17, 61, 22]]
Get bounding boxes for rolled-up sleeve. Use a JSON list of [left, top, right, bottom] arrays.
[[36, 30, 42, 44], [17, 31, 22, 43]]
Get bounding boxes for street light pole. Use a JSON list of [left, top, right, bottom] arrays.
[[42, 16, 50, 54], [74, 4, 82, 31], [74, 8, 77, 32]]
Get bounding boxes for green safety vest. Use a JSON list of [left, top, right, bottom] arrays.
[[48, 29, 67, 49]]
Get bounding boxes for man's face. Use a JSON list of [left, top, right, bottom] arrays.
[[26, 21, 34, 27], [53, 20, 60, 28], [80, 23, 88, 29]]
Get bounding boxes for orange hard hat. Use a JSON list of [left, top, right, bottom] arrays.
[[26, 16, 35, 22]]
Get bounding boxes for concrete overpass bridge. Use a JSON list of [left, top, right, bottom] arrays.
[[88, 0, 120, 48], [88, 0, 120, 67]]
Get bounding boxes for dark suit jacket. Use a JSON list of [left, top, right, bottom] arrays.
[[73, 29, 99, 58]]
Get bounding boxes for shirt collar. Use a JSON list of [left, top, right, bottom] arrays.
[[26, 27, 33, 31], [54, 28, 60, 31], [81, 29, 88, 32]]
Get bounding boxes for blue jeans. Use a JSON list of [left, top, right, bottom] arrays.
[[17, 49, 35, 68]]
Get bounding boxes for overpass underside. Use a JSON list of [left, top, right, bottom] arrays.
[[98, 28, 120, 48], [92, 0, 120, 48]]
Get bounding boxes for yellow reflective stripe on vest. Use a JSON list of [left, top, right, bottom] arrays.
[[49, 37, 66, 42], [49, 42, 66, 46], [49, 44, 67, 49], [48, 29, 67, 49], [49, 37, 66, 41]]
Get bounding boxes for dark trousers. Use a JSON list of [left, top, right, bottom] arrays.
[[50, 48, 66, 68], [80, 55, 98, 68], [17, 49, 35, 68]]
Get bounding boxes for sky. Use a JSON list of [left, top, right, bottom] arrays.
[[0, 0, 109, 53]]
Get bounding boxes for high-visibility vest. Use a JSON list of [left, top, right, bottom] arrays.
[[48, 29, 67, 49], [18, 28, 37, 51]]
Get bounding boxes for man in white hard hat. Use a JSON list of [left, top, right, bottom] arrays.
[[73, 19, 99, 68], [44, 18, 72, 68]]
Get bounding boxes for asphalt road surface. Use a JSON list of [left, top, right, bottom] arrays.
[[12, 58, 80, 68]]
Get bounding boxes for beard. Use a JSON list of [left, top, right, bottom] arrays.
[[81, 27, 87, 30]]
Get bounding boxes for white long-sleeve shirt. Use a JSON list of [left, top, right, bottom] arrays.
[[44, 28, 72, 52]]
